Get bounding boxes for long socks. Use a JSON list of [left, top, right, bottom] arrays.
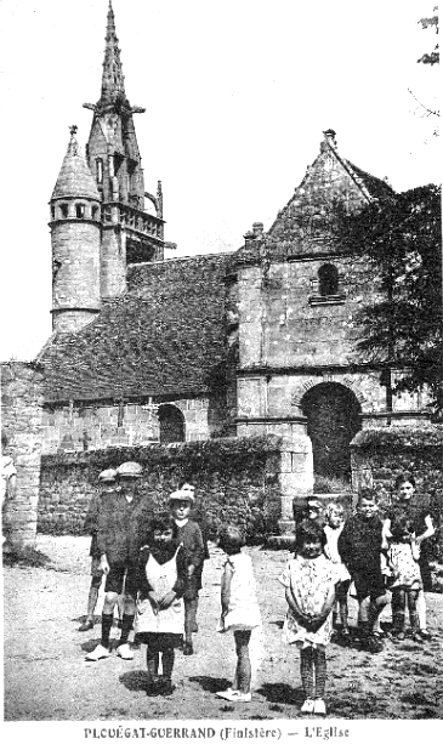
[[101, 613, 113, 648], [313, 649, 326, 698], [300, 648, 315, 699], [300, 647, 327, 699], [118, 614, 134, 646]]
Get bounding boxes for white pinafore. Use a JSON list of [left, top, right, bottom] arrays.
[[135, 546, 185, 634]]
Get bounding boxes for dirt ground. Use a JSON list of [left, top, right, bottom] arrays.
[[3, 535, 443, 721]]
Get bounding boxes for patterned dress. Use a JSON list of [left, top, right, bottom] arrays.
[[386, 504, 423, 591], [279, 554, 340, 649]]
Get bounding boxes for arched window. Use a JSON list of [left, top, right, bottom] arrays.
[[158, 404, 185, 444], [91, 205, 99, 221], [318, 263, 339, 297], [60, 203, 69, 219], [310, 214, 324, 236], [76, 203, 85, 219]]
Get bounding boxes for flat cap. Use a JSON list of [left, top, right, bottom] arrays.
[[117, 461, 143, 477]]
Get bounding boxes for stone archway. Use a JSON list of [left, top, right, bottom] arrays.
[[158, 404, 185, 444], [300, 383, 362, 481]]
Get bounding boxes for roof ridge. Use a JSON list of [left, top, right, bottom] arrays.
[[129, 250, 234, 267]]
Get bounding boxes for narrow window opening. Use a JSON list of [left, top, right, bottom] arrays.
[[96, 158, 103, 184], [318, 263, 339, 297]]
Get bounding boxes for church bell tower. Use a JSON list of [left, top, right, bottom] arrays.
[[83, 0, 165, 300]]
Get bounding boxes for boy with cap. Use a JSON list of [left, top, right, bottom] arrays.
[[79, 468, 119, 631], [86, 461, 151, 661], [169, 490, 205, 655], [180, 483, 210, 561]]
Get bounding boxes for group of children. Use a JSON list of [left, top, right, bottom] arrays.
[[80, 466, 436, 714], [283, 473, 436, 714]]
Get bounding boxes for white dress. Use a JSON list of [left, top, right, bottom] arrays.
[[135, 547, 185, 634], [217, 552, 261, 631], [324, 524, 351, 582]]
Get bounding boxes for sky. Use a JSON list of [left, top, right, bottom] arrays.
[[0, 0, 440, 360]]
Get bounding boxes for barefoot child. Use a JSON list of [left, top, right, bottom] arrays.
[[279, 520, 339, 716], [135, 513, 188, 695], [324, 502, 351, 639], [216, 524, 261, 703]]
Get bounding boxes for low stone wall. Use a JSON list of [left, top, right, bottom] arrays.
[[1, 362, 45, 548], [351, 425, 443, 560], [38, 436, 288, 541]]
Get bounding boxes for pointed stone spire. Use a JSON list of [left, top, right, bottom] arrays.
[[100, 0, 126, 107], [52, 126, 100, 200]]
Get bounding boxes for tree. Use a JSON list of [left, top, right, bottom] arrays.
[[336, 185, 442, 415], [409, 9, 440, 128], [417, 9, 439, 65]]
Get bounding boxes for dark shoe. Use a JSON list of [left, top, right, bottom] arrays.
[[146, 679, 161, 696], [157, 677, 175, 696], [364, 635, 383, 653], [79, 620, 94, 632], [183, 643, 194, 655], [419, 630, 432, 641]]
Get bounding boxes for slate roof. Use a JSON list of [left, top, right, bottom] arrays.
[[38, 253, 232, 404], [52, 131, 100, 201]]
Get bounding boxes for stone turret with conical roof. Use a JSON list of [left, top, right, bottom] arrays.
[[83, 0, 165, 300], [49, 126, 101, 333]]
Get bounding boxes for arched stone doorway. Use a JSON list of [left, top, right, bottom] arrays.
[[300, 383, 362, 482], [158, 404, 185, 444]]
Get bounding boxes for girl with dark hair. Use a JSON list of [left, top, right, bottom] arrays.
[[383, 474, 435, 641], [279, 520, 340, 716], [135, 513, 188, 695]]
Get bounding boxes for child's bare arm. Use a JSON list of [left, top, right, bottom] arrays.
[[221, 562, 233, 616], [382, 519, 392, 549], [158, 590, 176, 609], [416, 514, 435, 544]]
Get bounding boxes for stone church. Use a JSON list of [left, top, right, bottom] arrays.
[[37, 1, 430, 491]]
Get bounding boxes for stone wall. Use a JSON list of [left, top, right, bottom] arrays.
[[351, 425, 443, 560], [38, 436, 294, 541], [41, 396, 211, 454], [1, 362, 45, 548]]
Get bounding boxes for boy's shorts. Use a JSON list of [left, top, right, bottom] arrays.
[[105, 561, 138, 597], [351, 568, 386, 602]]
